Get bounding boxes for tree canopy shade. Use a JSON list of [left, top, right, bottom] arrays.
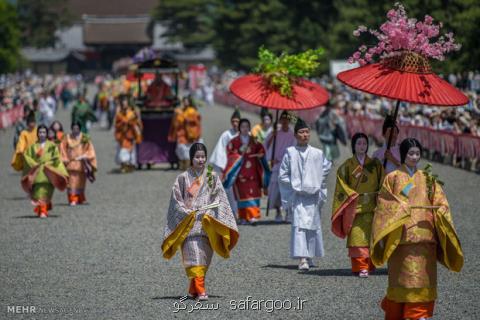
[[0, 0, 22, 73], [17, 0, 73, 48], [152, 0, 480, 73]]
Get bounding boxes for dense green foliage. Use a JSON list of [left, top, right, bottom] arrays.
[[17, 0, 72, 48], [0, 0, 21, 73], [153, 0, 480, 73], [255, 47, 324, 96]]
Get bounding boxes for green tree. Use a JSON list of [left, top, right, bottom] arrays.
[[0, 0, 22, 73], [152, 0, 217, 49], [17, 0, 72, 48], [215, 0, 296, 69], [152, 0, 480, 72]]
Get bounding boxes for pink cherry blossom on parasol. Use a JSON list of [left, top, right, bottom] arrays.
[[336, 3, 469, 167]]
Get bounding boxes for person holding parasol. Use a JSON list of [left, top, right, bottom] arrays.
[[338, 4, 466, 318]]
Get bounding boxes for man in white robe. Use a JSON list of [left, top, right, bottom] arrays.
[[279, 118, 332, 270], [209, 109, 241, 215], [264, 111, 296, 222]]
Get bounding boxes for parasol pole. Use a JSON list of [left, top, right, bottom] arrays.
[[383, 100, 401, 168], [266, 109, 280, 217], [137, 72, 142, 103]]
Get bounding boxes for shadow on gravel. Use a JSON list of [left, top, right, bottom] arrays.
[[107, 167, 176, 174], [261, 264, 299, 270], [262, 265, 388, 276], [14, 215, 60, 219], [304, 268, 388, 277], [152, 295, 223, 301], [249, 221, 288, 226], [55, 203, 90, 207]]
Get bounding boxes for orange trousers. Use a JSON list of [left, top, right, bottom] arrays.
[[68, 193, 86, 204], [188, 277, 206, 296], [34, 203, 51, 216], [382, 297, 434, 320], [238, 207, 260, 221], [351, 257, 375, 272]]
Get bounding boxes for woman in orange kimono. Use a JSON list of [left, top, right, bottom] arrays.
[[114, 95, 143, 173], [21, 125, 69, 217], [50, 120, 65, 143], [223, 119, 270, 225], [11, 112, 37, 171], [371, 138, 463, 320], [168, 96, 202, 170], [59, 122, 97, 206]]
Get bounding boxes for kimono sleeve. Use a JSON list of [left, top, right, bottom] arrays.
[[278, 151, 293, 208], [432, 182, 464, 272], [331, 161, 359, 238], [202, 174, 239, 258], [161, 175, 196, 259], [370, 173, 410, 267]]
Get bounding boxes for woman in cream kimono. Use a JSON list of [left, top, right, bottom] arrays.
[[59, 122, 97, 206], [162, 143, 239, 301], [371, 138, 463, 320], [331, 133, 383, 277]]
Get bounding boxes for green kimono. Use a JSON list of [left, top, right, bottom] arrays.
[[71, 101, 97, 133], [22, 141, 69, 205]]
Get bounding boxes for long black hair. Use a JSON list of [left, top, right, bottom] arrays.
[[189, 142, 208, 165], [239, 118, 251, 130], [71, 121, 82, 130], [399, 138, 423, 163], [37, 124, 48, 138], [50, 120, 64, 132], [351, 132, 369, 154]]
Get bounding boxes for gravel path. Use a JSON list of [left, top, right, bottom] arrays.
[[0, 99, 478, 319]]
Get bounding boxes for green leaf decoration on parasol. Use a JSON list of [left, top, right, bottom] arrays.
[[254, 47, 324, 97]]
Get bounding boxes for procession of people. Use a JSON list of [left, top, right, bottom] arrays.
[[6, 75, 465, 318], [5, 5, 470, 318]]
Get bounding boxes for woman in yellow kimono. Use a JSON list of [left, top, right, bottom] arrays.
[[162, 143, 239, 301], [21, 125, 69, 218], [371, 138, 463, 320], [114, 95, 143, 173], [332, 132, 383, 277], [11, 112, 37, 171], [251, 109, 273, 144], [59, 122, 97, 206]]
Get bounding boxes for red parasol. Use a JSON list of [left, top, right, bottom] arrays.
[[337, 53, 469, 107], [338, 52, 469, 167], [337, 3, 469, 168], [126, 71, 155, 82], [230, 74, 329, 110], [230, 73, 329, 216]]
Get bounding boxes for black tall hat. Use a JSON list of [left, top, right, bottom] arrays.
[[260, 107, 270, 117], [231, 107, 241, 120], [294, 117, 309, 133], [280, 110, 289, 119], [26, 111, 36, 124]]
